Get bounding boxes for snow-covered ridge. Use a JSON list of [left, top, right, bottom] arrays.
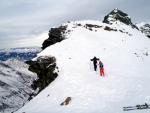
[[15, 18, 150, 113], [59, 20, 140, 39]]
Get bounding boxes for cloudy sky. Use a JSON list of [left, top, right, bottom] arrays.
[[0, 0, 150, 49]]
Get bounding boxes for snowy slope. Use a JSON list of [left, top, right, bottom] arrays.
[[0, 58, 37, 113], [0, 46, 41, 61], [15, 20, 150, 113]]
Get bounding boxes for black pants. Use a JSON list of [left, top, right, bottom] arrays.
[[94, 64, 97, 71]]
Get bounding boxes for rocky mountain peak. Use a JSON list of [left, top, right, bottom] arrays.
[[103, 8, 139, 30]]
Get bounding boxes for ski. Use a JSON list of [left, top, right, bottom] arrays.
[[123, 103, 150, 111]]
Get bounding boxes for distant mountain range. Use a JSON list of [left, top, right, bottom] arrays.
[[0, 46, 42, 61], [0, 46, 41, 112], [0, 58, 37, 113]]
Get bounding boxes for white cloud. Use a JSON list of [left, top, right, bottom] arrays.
[[0, 32, 48, 49], [0, 0, 150, 49]]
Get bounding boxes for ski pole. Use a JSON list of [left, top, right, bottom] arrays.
[[90, 61, 91, 70], [97, 64, 99, 75], [104, 69, 108, 77]]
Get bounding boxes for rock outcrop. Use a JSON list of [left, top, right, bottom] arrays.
[[42, 25, 67, 50], [103, 8, 139, 30], [26, 56, 58, 94]]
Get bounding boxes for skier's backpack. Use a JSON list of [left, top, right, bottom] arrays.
[[99, 63, 103, 68]]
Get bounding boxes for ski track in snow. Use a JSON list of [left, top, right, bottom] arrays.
[[15, 20, 150, 113]]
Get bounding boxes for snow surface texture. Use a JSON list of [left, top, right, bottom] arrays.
[[0, 46, 41, 61], [0, 58, 37, 113], [15, 20, 150, 113]]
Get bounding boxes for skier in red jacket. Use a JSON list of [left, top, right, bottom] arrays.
[[99, 61, 104, 76]]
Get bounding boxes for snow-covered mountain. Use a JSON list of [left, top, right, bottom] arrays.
[[0, 46, 41, 113], [0, 58, 37, 113], [0, 46, 41, 61], [15, 9, 150, 113], [136, 22, 150, 38]]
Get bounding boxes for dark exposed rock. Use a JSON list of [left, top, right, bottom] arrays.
[[119, 30, 123, 33], [103, 8, 139, 30], [0, 80, 10, 87], [42, 25, 67, 50], [0, 103, 10, 112], [77, 23, 82, 26], [26, 56, 58, 94], [0, 63, 13, 69], [85, 24, 102, 31], [104, 26, 117, 31], [85, 24, 102, 28]]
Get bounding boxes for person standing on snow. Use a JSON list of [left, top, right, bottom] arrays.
[[99, 60, 104, 76], [91, 56, 99, 71]]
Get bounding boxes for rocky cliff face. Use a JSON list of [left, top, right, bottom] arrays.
[[26, 56, 58, 94], [24, 26, 65, 94], [42, 25, 67, 50], [25, 25, 66, 101], [103, 8, 139, 30]]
